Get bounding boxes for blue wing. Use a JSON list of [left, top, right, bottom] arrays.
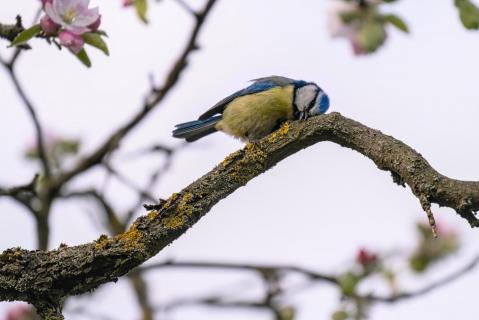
[[198, 76, 296, 120]]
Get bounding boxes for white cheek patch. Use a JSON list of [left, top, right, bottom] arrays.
[[295, 85, 318, 111]]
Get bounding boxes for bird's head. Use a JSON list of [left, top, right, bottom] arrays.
[[294, 83, 330, 120]]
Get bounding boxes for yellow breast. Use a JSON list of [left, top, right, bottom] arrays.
[[216, 85, 294, 141]]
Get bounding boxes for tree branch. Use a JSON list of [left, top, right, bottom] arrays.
[[0, 174, 38, 198], [0, 17, 25, 43], [1, 65, 51, 177], [53, 0, 218, 189], [1, 113, 478, 308], [137, 260, 338, 284]]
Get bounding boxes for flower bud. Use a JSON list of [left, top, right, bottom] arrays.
[[356, 248, 378, 266], [59, 30, 85, 54], [40, 15, 60, 35]]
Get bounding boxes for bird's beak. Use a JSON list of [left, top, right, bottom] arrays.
[[299, 112, 309, 121]]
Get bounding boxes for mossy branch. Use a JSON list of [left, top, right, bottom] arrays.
[[1, 112, 478, 315]]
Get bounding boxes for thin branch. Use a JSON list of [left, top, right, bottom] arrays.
[[61, 190, 123, 234], [2, 66, 50, 177], [137, 260, 338, 284], [103, 164, 157, 203], [173, 0, 198, 17], [53, 0, 218, 189], [124, 143, 186, 225], [367, 253, 479, 303], [0, 174, 38, 197], [1, 113, 479, 307], [128, 273, 155, 320], [163, 297, 275, 312]]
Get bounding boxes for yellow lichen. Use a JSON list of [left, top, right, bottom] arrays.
[[116, 224, 144, 251], [176, 192, 194, 216], [94, 234, 110, 250], [226, 143, 267, 184], [268, 122, 290, 143], [162, 193, 179, 209], [221, 150, 241, 167], [147, 210, 159, 221], [159, 193, 195, 230], [162, 215, 187, 229], [12, 249, 22, 257]]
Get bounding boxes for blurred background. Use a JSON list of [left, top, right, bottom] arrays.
[[1, 0, 479, 319]]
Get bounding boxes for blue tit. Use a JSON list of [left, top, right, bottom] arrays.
[[172, 76, 330, 142]]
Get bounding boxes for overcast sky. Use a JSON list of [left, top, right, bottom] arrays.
[[1, 0, 479, 319]]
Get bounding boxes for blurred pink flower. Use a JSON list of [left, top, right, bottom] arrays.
[[327, 0, 386, 55], [123, 0, 135, 7], [5, 304, 39, 320], [327, 1, 365, 55], [356, 248, 378, 266], [59, 30, 84, 53], [44, 0, 100, 35]]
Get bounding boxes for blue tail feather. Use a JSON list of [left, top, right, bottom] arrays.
[[172, 115, 222, 142]]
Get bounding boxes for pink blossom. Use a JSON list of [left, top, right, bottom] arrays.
[[328, 1, 366, 55], [5, 304, 39, 320], [356, 248, 378, 266], [59, 30, 84, 53], [40, 15, 60, 35], [41, 0, 53, 6], [123, 0, 135, 7], [88, 15, 102, 32], [44, 0, 100, 35]]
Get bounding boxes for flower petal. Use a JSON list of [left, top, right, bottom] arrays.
[[76, 0, 90, 11], [65, 25, 90, 34], [74, 7, 100, 27], [45, 2, 64, 25], [53, 0, 67, 15]]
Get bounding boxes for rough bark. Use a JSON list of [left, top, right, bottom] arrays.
[[1, 112, 478, 315]]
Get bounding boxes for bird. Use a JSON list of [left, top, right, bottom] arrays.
[[172, 76, 330, 142]]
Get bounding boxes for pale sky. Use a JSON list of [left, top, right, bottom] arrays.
[[1, 0, 479, 319]]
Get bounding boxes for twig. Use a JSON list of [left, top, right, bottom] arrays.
[[53, 0, 218, 190], [61, 189, 123, 234], [367, 253, 479, 303], [103, 163, 157, 203], [123, 143, 185, 224], [173, 0, 198, 17], [0, 174, 38, 197], [1, 66, 51, 177], [137, 260, 339, 284]]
